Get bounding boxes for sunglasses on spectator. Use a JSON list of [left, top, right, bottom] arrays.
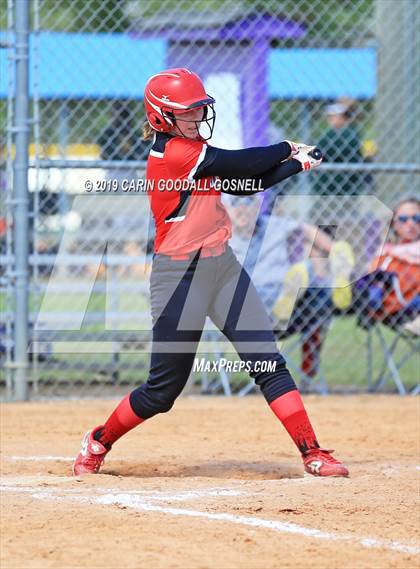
[[396, 214, 420, 223]]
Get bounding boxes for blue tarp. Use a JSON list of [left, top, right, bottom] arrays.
[[0, 32, 167, 98], [268, 48, 376, 99], [0, 32, 376, 99]]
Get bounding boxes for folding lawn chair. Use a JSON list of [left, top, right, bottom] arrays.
[[354, 271, 419, 395]]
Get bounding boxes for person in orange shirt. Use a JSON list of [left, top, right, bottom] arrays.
[[369, 197, 420, 332]]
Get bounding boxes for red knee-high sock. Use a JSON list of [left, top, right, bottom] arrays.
[[93, 394, 144, 448], [269, 390, 319, 455]]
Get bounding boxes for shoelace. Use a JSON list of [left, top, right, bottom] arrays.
[[84, 453, 105, 472], [304, 448, 340, 464]]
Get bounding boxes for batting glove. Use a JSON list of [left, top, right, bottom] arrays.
[[293, 145, 323, 171], [284, 140, 300, 157], [285, 140, 319, 158]]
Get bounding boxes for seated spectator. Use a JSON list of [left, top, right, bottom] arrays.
[[368, 197, 420, 335], [227, 197, 354, 383], [228, 198, 332, 308]]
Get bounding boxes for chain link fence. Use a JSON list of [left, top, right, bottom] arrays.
[[1, 0, 419, 399]]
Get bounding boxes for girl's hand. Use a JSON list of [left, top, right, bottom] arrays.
[[284, 140, 300, 157], [285, 141, 321, 161], [293, 145, 323, 171]]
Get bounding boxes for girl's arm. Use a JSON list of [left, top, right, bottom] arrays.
[[220, 159, 302, 196], [302, 223, 333, 253], [194, 143, 294, 179], [194, 142, 321, 195], [382, 241, 420, 265]]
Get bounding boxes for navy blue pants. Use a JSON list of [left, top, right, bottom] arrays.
[[130, 246, 296, 419]]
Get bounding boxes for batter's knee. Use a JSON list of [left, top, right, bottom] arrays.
[[129, 385, 177, 419]]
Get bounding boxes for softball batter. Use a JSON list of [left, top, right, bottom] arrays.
[[74, 68, 349, 478]]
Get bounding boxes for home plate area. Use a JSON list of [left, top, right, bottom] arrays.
[[1, 396, 419, 569]]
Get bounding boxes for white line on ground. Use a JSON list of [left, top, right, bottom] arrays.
[[95, 493, 420, 555], [0, 480, 247, 500], [1, 483, 418, 556], [7, 456, 74, 461]]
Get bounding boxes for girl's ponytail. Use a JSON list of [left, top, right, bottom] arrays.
[[143, 120, 154, 141]]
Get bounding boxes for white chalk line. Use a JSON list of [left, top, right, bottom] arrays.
[[2, 483, 419, 556], [7, 455, 74, 461], [0, 480, 245, 501]]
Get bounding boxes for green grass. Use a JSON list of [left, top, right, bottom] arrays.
[[189, 316, 419, 393], [281, 316, 419, 391], [1, 289, 418, 392]]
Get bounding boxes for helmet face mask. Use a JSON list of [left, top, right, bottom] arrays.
[[162, 103, 216, 141]]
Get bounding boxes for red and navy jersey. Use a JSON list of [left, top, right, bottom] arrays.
[[146, 133, 232, 256]]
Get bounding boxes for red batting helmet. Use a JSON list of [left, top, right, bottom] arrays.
[[144, 68, 216, 139]]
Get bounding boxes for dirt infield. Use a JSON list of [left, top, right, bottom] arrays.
[[1, 395, 419, 569]]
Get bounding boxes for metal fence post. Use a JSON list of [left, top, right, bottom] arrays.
[[13, 0, 30, 400], [375, 0, 420, 202]]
